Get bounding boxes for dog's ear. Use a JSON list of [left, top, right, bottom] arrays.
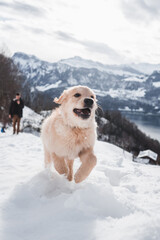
[[54, 90, 67, 104]]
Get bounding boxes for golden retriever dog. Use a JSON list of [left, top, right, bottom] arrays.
[[41, 85, 97, 183]]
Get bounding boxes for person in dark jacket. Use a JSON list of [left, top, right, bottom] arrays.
[[9, 93, 24, 134]]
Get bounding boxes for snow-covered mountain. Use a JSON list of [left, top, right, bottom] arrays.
[[1, 128, 160, 240], [59, 56, 141, 75], [12, 52, 160, 113], [132, 63, 160, 75]]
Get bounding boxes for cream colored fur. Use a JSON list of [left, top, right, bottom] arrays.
[[41, 85, 97, 183]]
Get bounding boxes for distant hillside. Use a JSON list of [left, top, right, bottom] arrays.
[[96, 110, 160, 164]]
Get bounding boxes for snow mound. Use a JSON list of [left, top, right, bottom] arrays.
[[1, 133, 160, 240], [23, 106, 42, 120], [64, 182, 130, 218], [2, 170, 131, 240]]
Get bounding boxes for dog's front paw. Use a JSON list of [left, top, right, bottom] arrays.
[[67, 173, 73, 181], [74, 173, 83, 183]]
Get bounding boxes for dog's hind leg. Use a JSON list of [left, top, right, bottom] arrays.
[[52, 153, 68, 176], [74, 148, 97, 183], [44, 147, 52, 168], [66, 159, 74, 181]]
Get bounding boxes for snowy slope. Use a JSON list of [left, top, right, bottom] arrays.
[[21, 106, 43, 134], [1, 130, 160, 240]]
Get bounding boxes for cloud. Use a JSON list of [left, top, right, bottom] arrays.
[[0, 16, 14, 22], [0, 1, 45, 17], [23, 26, 48, 35], [55, 0, 77, 9], [1, 23, 16, 31], [83, 41, 121, 59], [56, 31, 123, 61], [56, 31, 77, 43], [121, 0, 160, 23]]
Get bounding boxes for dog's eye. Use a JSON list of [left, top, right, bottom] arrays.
[[74, 93, 81, 98], [91, 95, 94, 99]]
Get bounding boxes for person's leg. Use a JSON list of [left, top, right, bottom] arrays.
[[12, 115, 17, 134], [17, 117, 21, 134]]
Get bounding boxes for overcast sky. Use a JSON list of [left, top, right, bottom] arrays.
[[0, 0, 160, 64]]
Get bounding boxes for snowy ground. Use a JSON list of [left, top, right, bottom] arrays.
[[1, 130, 160, 240]]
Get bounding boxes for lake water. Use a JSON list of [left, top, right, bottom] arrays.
[[121, 112, 160, 142]]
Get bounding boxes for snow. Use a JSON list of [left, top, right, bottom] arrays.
[[134, 158, 150, 164], [14, 56, 41, 72], [1, 130, 160, 240], [108, 88, 146, 99], [93, 88, 146, 100], [67, 77, 78, 85], [99, 117, 108, 124], [136, 107, 144, 112], [20, 106, 43, 134], [22, 106, 43, 121], [119, 107, 144, 112], [30, 87, 35, 93], [57, 63, 70, 73], [93, 89, 108, 97], [36, 81, 62, 92], [153, 82, 160, 88], [124, 75, 147, 82], [122, 106, 131, 111]]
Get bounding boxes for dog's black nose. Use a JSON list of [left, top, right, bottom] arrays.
[[84, 98, 94, 108]]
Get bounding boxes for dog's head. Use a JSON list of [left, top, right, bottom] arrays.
[[54, 86, 97, 128]]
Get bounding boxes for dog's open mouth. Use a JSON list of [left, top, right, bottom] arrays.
[[73, 108, 91, 119]]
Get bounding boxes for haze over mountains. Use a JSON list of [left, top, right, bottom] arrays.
[[13, 52, 160, 113]]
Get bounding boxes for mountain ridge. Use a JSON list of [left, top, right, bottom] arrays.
[[13, 52, 160, 74], [12, 52, 160, 113]]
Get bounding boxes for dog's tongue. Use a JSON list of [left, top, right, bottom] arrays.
[[82, 108, 90, 115]]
